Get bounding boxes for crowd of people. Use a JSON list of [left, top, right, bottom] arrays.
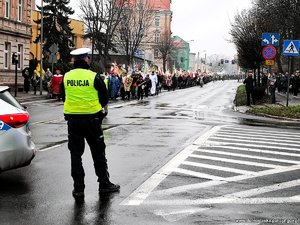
[[243, 70, 300, 106], [22, 64, 217, 102], [22, 67, 64, 99], [104, 70, 210, 101], [262, 71, 300, 97]]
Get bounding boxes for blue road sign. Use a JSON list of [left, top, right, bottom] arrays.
[[283, 40, 300, 57], [262, 33, 280, 46], [262, 45, 276, 60]]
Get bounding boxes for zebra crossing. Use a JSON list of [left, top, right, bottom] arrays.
[[121, 125, 300, 206]]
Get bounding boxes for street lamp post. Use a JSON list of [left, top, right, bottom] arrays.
[[39, 0, 44, 95]]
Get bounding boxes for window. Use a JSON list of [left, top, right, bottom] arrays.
[[154, 32, 160, 43], [73, 36, 77, 47], [154, 49, 159, 58], [17, 44, 23, 69], [4, 42, 11, 69], [155, 17, 160, 27], [18, 0, 23, 21], [5, 0, 10, 18]]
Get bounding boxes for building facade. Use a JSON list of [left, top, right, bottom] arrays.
[[140, 0, 172, 71], [0, 0, 32, 85], [172, 35, 191, 71]]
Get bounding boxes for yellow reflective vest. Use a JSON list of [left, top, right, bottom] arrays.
[[63, 69, 102, 114]]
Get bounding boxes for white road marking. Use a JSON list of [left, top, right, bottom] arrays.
[[120, 126, 223, 206], [21, 99, 54, 105], [121, 125, 300, 207], [31, 118, 65, 126], [209, 137, 300, 148], [205, 141, 300, 152], [153, 164, 300, 197], [153, 208, 209, 222], [182, 160, 253, 175], [211, 145, 300, 158], [38, 144, 63, 152], [143, 195, 300, 205], [193, 148, 300, 165], [189, 154, 281, 169], [220, 179, 300, 199], [215, 133, 300, 143], [222, 126, 300, 136], [193, 126, 225, 145], [173, 167, 226, 180]]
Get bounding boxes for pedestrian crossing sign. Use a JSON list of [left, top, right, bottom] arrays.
[[283, 40, 300, 56]]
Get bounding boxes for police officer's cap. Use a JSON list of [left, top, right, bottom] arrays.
[[70, 48, 91, 60]]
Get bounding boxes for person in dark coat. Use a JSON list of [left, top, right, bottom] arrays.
[[293, 71, 300, 96], [172, 74, 178, 91], [22, 67, 31, 93], [243, 73, 255, 106]]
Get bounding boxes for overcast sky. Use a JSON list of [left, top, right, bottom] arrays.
[[171, 0, 253, 59], [36, 0, 253, 59]]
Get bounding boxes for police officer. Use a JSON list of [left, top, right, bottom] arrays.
[[62, 48, 120, 199]]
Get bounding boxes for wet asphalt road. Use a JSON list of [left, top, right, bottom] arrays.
[[1, 80, 300, 225]]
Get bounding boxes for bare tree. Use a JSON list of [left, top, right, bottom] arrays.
[[157, 31, 174, 73], [79, 0, 127, 71], [115, 0, 154, 65], [230, 0, 300, 75], [230, 9, 262, 85]]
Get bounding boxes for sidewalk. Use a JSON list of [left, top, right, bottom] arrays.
[[15, 90, 49, 103], [275, 92, 300, 106], [235, 92, 300, 125]]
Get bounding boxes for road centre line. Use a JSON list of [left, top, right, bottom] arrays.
[[120, 126, 222, 206], [182, 160, 253, 175], [205, 141, 300, 152], [31, 118, 65, 126], [193, 149, 300, 165], [214, 133, 300, 143], [209, 137, 300, 148], [211, 145, 300, 158], [189, 154, 281, 169], [38, 144, 63, 152], [222, 127, 300, 136], [152, 164, 300, 197]]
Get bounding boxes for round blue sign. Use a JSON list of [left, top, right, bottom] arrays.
[[262, 46, 276, 60]]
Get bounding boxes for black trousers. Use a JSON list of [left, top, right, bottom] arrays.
[[246, 91, 255, 106], [67, 117, 109, 192]]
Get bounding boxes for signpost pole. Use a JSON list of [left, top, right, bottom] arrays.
[[286, 56, 291, 107], [14, 60, 18, 97]]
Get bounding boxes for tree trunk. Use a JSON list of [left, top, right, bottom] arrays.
[[162, 57, 167, 73], [253, 68, 257, 86], [276, 55, 283, 73], [257, 64, 261, 87]]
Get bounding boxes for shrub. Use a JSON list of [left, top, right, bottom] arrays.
[[234, 85, 247, 106]]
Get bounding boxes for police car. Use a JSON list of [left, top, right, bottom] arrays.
[[0, 86, 35, 172]]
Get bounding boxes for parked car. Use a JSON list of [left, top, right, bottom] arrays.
[[0, 86, 35, 172]]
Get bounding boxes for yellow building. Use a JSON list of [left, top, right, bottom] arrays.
[[30, 10, 84, 61]]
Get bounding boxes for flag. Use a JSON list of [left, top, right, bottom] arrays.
[[35, 63, 45, 77]]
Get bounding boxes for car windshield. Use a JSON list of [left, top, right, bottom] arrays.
[[0, 90, 24, 110]]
